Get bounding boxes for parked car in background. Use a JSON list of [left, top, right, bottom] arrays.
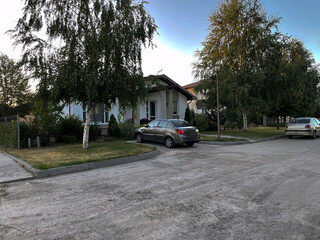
[[135, 119, 200, 148], [285, 117, 320, 139]]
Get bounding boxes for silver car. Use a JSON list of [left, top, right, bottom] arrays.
[[135, 119, 200, 148], [285, 117, 320, 139]]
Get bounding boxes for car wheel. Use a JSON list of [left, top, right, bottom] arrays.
[[186, 142, 194, 147], [165, 137, 175, 148], [313, 131, 317, 139], [288, 135, 292, 139], [136, 133, 144, 143]]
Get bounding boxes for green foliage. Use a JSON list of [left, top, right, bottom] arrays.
[[61, 135, 78, 143], [207, 121, 217, 131], [192, 114, 209, 132], [0, 54, 32, 117], [184, 106, 191, 122], [56, 115, 83, 142], [0, 122, 17, 148], [108, 114, 120, 138], [89, 124, 100, 142], [119, 121, 135, 139], [190, 109, 196, 122], [194, 0, 281, 127], [11, 0, 157, 148], [29, 99, 63, 146]]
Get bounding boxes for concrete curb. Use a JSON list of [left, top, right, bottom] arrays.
[[3, 149, 160, 178], [199, 135, 286, 145], [199, 140, 249, 145]]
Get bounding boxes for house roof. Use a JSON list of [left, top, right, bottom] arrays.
[[182, 81, 200, 89], [145, 75, 197, 101]]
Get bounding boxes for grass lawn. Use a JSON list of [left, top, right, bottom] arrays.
[[200, 135, 246, 142], [5, 141, 155, 170], [202, 127, 285, 139]]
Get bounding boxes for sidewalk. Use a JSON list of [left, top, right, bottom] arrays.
[[0, 152, 33, 183]]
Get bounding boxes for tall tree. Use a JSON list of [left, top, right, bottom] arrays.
[[10, 0, 157, 148], [0, 53, 32, 117], [266, 38, 319, 128], [193, 0, 280, 131]]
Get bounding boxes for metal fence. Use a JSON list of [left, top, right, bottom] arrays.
[[0, 115, 17, 122]]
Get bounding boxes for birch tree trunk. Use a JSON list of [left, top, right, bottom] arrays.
[[83, 106, 94, 149], [242, 112, 248, 132]]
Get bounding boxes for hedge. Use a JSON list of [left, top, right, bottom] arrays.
[[0, 122, 17, 149]]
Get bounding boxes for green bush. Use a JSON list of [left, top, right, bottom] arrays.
[[190, 109, 196, 122], [56, 115, 83, 142], [208, 121, 217, 131], [89, 124, 100, 141], [61, 135, 78, 143], [192, 114, 209, 132], [119, 121, 135, 139], [184, 106, 191, 122], [0, 122, 17, 148], [108, 114, 121, 137], [19, 122, 32, 148]]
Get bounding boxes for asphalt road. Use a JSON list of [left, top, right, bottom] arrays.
[[1, 137, 320, 239]]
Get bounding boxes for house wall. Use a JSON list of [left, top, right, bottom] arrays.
[[62, 88, 190, 123], [178, 93, 187, 120]]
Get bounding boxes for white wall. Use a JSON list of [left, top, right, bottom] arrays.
[[178, 92, 187, 120]]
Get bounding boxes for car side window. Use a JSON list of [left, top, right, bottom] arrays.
[[148, 120, 159, 127], [159, 120, 170, 128]]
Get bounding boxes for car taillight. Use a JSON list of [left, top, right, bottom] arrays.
[[285, 125, 288, 128], [305, 125, 311, 128], [176, 129, 184, 135]]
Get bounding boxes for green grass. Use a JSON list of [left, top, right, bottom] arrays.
[[6, 141, 155, 170], [200, 135, 246, 142], [202, 127, 285, 139]]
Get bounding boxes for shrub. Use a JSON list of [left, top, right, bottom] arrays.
[[56, 115, 83, 142], [190, 109, 196, 122], [89, 124, 100, 141], [184, 106, 191, 122], [0, 122, 17, 148], [61, 135, 78, 143], [119, 121, 135, 139], [192, 114, 209, 132], [207, 121, 217, 131], [108, 114, 120, 137]]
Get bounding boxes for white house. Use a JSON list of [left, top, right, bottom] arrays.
[[62, 75, 196, 127]]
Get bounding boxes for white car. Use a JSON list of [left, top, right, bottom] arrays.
[[285, 117, 320, 139]]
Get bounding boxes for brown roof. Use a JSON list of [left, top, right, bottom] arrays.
[[182, 81, 200, 89]]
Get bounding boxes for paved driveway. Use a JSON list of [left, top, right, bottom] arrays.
[[1, 138, 320, 239]]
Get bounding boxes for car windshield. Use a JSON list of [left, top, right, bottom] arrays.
[[171, 120, 192, 127], [292, 118, 310, 124]]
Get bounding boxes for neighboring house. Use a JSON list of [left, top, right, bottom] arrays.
[[62, 74, 196, 130], [183, 81, 206, 114]]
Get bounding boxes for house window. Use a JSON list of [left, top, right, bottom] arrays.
[[93, 104, 104, 123], [83, 104, 109, 123], [149, 101, 156, 120]]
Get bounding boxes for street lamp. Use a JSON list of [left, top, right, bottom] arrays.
[[215, 61, 222, 139]]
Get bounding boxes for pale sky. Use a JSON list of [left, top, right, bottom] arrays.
[[1, 0, 319, 90]]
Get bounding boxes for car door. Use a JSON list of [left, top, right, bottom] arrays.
[[142, 120, 159, 141], [314, 118, 320, 135], [157, 120, 170, 142]]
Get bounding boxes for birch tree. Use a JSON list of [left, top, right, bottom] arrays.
[[10, 0, 157, 148], [193, 0, 280, 131]]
